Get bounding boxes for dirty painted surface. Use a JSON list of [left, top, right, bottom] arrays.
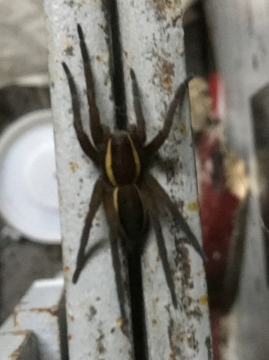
[[44, 1, 133, 359], [14, 278, 65, 360], [45, 0, 211, 359], [118, 1, 211, 359], [0, 331, 39, 360]]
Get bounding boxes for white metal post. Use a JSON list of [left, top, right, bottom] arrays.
[[44, 2, 133, 359], [45, 1, 212, 359]]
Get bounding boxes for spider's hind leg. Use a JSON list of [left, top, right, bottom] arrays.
[[72, 177, 104, 283], [103, 190, 129, 328], [145, 174, 205, 260], [141, 186, 178, 308]]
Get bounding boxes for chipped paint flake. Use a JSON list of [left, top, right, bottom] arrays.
[[116, 317, 123, 327], [178, 121, 187, 135], [187, 201, 199, 212], [200, 295, 208, 307], [68, 161, 79, 173], [157, 57, 175, 93]]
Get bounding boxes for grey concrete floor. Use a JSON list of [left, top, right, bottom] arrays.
[[0, 86, 63, 323]]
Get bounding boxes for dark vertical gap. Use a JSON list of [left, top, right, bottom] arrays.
[[221, 195, 249, 312], [102, 0, 127, 130], [183, 0, 216, 78], [128, 252, 149, 360], [59, 293, 70, 360], [102, 1, 149, 358], [251, 84, 269, 287]]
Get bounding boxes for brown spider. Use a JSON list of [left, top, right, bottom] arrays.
[[62, 24, 204, 323]]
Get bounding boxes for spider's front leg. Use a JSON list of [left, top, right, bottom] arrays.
[[130, 69, 146, 144], [62, 61, 99, 165], [143, 76, 193, 157], [77, 24, 105, 148]]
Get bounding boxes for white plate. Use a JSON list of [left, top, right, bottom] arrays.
[[0, 109, 61, 244]]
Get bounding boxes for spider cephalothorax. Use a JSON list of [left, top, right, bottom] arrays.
[[62, 24, 204, 323]]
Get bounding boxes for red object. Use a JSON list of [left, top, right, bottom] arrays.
[[197, 130, 240, 360], [201, 174, 239, 285], [208, 72, 220, 118], [198, 131, 240, 287]]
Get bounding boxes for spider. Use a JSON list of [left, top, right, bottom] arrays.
[[62, 24, 204, 323]]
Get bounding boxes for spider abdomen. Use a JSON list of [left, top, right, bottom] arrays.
[[113, 185, 147, 252], [105, 132, 141, 186]]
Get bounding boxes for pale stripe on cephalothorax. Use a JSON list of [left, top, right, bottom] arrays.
[[105, 134, 141, 187], [126, 134, 141, 181], [105, 138, 117, 186]]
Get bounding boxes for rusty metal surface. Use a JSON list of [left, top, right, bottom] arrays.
[[14, 278, 65, 360]]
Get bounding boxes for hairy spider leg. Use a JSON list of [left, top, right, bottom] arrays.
[[62, 62, 99, 165], [77, 24, 104, 147], [103, 190, 129, 325], [144, 75, 194, 157], [141, 186, 178, 308], [145, 174, 205, 260], [72, 240, 107, 283], [73, 178, 104, 283], [130, 69, 146, 144]]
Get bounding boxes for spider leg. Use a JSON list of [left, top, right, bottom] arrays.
[[143, 76, 193, 157], [145, 174, 205, 260], [77, 24, 104, 147], [103, 191, 128, 325], [130, 69, 146, 144], [72, 239, 107, 283], [62, 62, 99, 165], [141, 187, 177, 308], [73, 177, 104, 283]]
